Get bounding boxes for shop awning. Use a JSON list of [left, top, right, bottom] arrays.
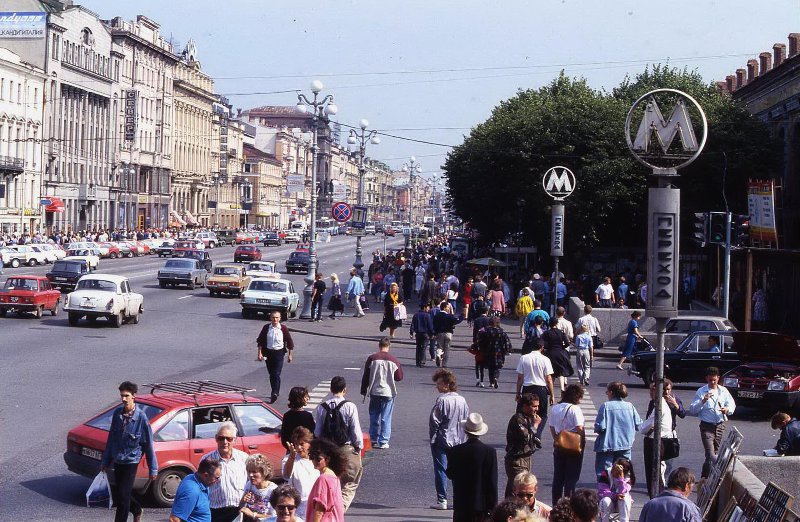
[[42, 197, 65, 213], [183, 211, 198, 226], [170, 211, 187, 226]]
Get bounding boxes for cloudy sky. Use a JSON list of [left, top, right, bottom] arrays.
[[81, 0, 799, 181]]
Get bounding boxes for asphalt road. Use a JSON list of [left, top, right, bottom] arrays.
[[0, 237, 783, 521]]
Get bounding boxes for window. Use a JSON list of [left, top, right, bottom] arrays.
[[233, 404, 281, 436], [155, 410, 189, 442], [191, 406, 233, 439], [85, 403, 163, 431]]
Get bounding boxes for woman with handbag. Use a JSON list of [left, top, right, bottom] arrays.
[[641, 380, 681, 498], [327, 273, 345, 320], [477, 316, 512, 389], [542, 317, 574, 394], [380, 282, 404, 339], [549, 384, 586, 504]]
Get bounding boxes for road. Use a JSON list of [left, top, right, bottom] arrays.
[[0, 235, 783, 521]]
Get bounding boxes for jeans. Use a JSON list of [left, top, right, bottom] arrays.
[[352, 295, 364, 316], [552, 448, 583, 504], [600, 494, 632, 522], [700, 421, 725, 478], [643, 437, 667, 498], [520, 384, 549, 439], [437, 332, 453, 367], [576, 349, 591, 383], [428, 335, 438, 360], [475, 363, 485, 382], [311, 297, 323, 320], [431, 442, 449, 503], [368, 395, 395, 446], [415, 334, 429, 366], [264, 350, 285, 397], [594, 448, 632, 478], [112, 462, 142, 522]]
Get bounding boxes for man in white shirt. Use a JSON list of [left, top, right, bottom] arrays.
[[555, 306, 574, 342], [575, 304, 602, 349], [595, 277, 615, 308], [515, 338, 555, 439], [200, 422, 249, 522]]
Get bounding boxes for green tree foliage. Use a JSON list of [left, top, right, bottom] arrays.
[[443, 66, 781, 256]]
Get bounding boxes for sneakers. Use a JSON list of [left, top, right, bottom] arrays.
[[490, 379, 499, 389], [430, 500, 447, 510], [476, 380, 485, 387], [374, 443, 390, 449], [435, 355, 441, 367], [616, 364, 625, 371]]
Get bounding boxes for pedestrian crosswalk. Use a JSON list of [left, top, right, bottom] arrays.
[[305, 379, 332, 411], [564, 377, 599, 443]]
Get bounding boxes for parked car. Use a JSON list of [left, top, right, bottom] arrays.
[[285, 251, 310, 274], [234, 245, 262, 263], [722, 333, 800, 412], [179, 249, 213, 272], [173, 239, 204, 256], [120, 241, 145, 257], [384, 227, 396, 237], [639, 315, 737, 351], [246, 261, 279, 279], [235, 231, 258, 244], [283, 230, 302, 243], [1, 246, 26, 268], [630, 330, 743, 386], [0, 275, 61, 318], [240, 278, 300, 320], [364, 224, 376, 235], [8, 245, 50, 266], [374, 223, 384, 233], [64, 249, 100, 270], [207, 264, 250, 297], [33, 243, 66, 261], [64, 274, 143, 328], [213, 229, 237, 246], [63, 381, 372, 507], [46, 259, 92, 292], [97, 242, 121, 259], [195, 232, 218, 249], [156, 239, 176, 257], [262, 232, 282, 247], [158, 259, 208, 289]]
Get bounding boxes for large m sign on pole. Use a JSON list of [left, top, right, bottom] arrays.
[[632, 98, 699, 155]]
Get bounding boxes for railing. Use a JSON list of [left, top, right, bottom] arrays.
[[0, 155, 24, 172], [78, 184, 97, 201]]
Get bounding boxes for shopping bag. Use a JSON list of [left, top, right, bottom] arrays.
[[394, 304, 407, 320], [86, 470, 112, 508]]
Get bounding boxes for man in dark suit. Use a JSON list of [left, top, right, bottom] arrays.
[[446, 412, 498, 522]]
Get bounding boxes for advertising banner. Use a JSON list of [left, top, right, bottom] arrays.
[[287, 174, 304, 194], [124, 90, 137, 142], [0, 12, 46, 39], [747, 179, 778, 247]]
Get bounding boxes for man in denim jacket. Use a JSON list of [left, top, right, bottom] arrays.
[[101, 381, 158, 522]]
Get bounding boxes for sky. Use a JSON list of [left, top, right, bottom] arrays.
[[80, 0, 799, 183]]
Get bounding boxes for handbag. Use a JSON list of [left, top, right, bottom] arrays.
[[394, 304, 407, 320], [553, 405, 582, 455], [661, 433, 681, 461], [593, 335, 604, 350]]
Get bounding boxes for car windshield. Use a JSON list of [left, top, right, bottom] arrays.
[[86, 403, 163, 431], [248, 263, 273, 272], [289, 252, 308, 260], [250, 280, 286, 292], [214, 267, 240, 276], [3, 278, 38, 291], [52, 261, 83, 273], [68, 250, 92, 256], [165, 260, 193, 268], [76, 279, 118, 292]]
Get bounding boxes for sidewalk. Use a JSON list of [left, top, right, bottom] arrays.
[[289, 298, 624, 359]]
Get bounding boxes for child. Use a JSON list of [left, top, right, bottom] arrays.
[[239, 453, 278, 521], [575, 324, 594, 386], [598, 458, 634, 522]]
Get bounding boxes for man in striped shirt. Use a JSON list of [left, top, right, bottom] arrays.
[[200, 422, 249, 522]]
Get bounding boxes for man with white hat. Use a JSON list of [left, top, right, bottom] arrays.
[[531, 274, 546, 302], [446, 412, 498, 521]]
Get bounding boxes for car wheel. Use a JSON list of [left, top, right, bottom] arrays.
[[159, 281, 166, 289], [34, 305, 43, 319], [642, 368, 656, 387], [112, 312, 123, 328], [242, 309, 251, 319], [151, 468, 187, 508], [28, 259, 37, 266], [132, 308, 141, 324], [281, 310, 288, 321], [188, 280, 196, 290], [209, 291, 216, 297], [10, 259, 20, 268], [0, 308, 6, 318], [68, 313, 79, 326], [290, 308, 297, 318], [127, 252, 134, 258], [209, 242, 215, 249], [110, 252, 117, 259], [51, 301, 60, 316]]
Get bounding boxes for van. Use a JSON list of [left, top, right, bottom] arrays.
[[364, 225, 376, 235], [290, 221, 307, 230]]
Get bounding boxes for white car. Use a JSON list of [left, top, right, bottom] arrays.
[[284, 230, 302, 243], [195, 232, 218, 249], [246, 261, 280, 279], [25, 244, 59, 264], [240, 277, 299, 320], [0, 247, 25, 268], [9, 245, 50, 266], [64, 249, 101, 270], [37, 243, 67, 260], [64, 274, 143, 328]]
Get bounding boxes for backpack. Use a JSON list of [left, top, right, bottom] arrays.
[[320, 400, 351, 446]]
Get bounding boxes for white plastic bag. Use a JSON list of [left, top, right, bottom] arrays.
[[394, 304, 407, 320], [86, 470, 112, 508]]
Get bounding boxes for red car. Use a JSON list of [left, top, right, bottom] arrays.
[[98, 242, 121, 259], [0, 275, 61, 318], [64, 381, 372, 507], [384, 227, 396, 237], [234, 245, 262, 263], [235, 232, 257, 244]]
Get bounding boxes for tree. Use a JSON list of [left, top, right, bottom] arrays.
[[443, 66, 781, 260]]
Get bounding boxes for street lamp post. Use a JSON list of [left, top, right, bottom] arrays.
[[402, 156, 421, 250], [347, 119, 380, 279], [296, 80, 338, 319]]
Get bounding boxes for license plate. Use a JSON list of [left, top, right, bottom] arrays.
[[257, 299, 269, 304], [55, 277, 67, 281], [739, 390, 763, 399], [10, 296, 18, 303], [81, 446, 103, 460]]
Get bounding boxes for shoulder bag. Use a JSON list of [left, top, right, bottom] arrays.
[[554, 405, 582, 455], [661, 430, 680, 461]]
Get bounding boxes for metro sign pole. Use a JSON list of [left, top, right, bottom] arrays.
[[542, 166, 576, 316], [624, 88, 707, 494]]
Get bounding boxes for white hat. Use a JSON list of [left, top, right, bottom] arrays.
[[462, 412, 489, 436], [533, 273, 541, 280]]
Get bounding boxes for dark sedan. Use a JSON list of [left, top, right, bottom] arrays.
[[45, 259, 91, 292], [262, 232, 282, 247], [285, 251, 310, 274]]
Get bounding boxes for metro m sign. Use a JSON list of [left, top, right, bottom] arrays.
[[632, 98, 698, 154], [542, 166, 576, 200]]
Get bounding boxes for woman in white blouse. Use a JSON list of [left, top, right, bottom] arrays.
[[549, 384, 586, 505], [281, 426, 320, 515]]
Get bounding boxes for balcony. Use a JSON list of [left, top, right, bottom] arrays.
[[0, 155, 24, 174], [78, 183, 98, 202], [228, 148, 237, 158]]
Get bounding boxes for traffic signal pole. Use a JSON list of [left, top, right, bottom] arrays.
[[723, 211, 732, 320]]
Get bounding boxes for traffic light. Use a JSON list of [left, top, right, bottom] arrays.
[[693, 212, 709, 246], [733, 214, 750, 247], [709, 212, 726, 244]]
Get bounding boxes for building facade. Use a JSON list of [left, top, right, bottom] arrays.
[[0, 47, 46, 234]]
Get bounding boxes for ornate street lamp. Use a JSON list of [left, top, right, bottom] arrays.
[[296, 80, 338, 319], [402, 156, 421, 249], [347, 119, 380, 279]]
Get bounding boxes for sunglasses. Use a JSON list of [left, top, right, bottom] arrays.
[[515, 492, 535, 499], [215, 435, 235, 442], [310, 454, 325, 462], [276, 504, 296, 511]]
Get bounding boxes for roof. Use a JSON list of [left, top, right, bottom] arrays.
[[136, 393, 266, 409], [215, 262, 243, 267], [79, 273, 128, 282], [5, 275, 47, 280], [244, 106, 309, 117]]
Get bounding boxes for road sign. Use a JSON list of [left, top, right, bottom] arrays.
[[542, 166, 576, 200], [40, 198, 52, 206], [351, 228, 365, 237], [351, 205, 368, 229], [331, 202, 352, 223]]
